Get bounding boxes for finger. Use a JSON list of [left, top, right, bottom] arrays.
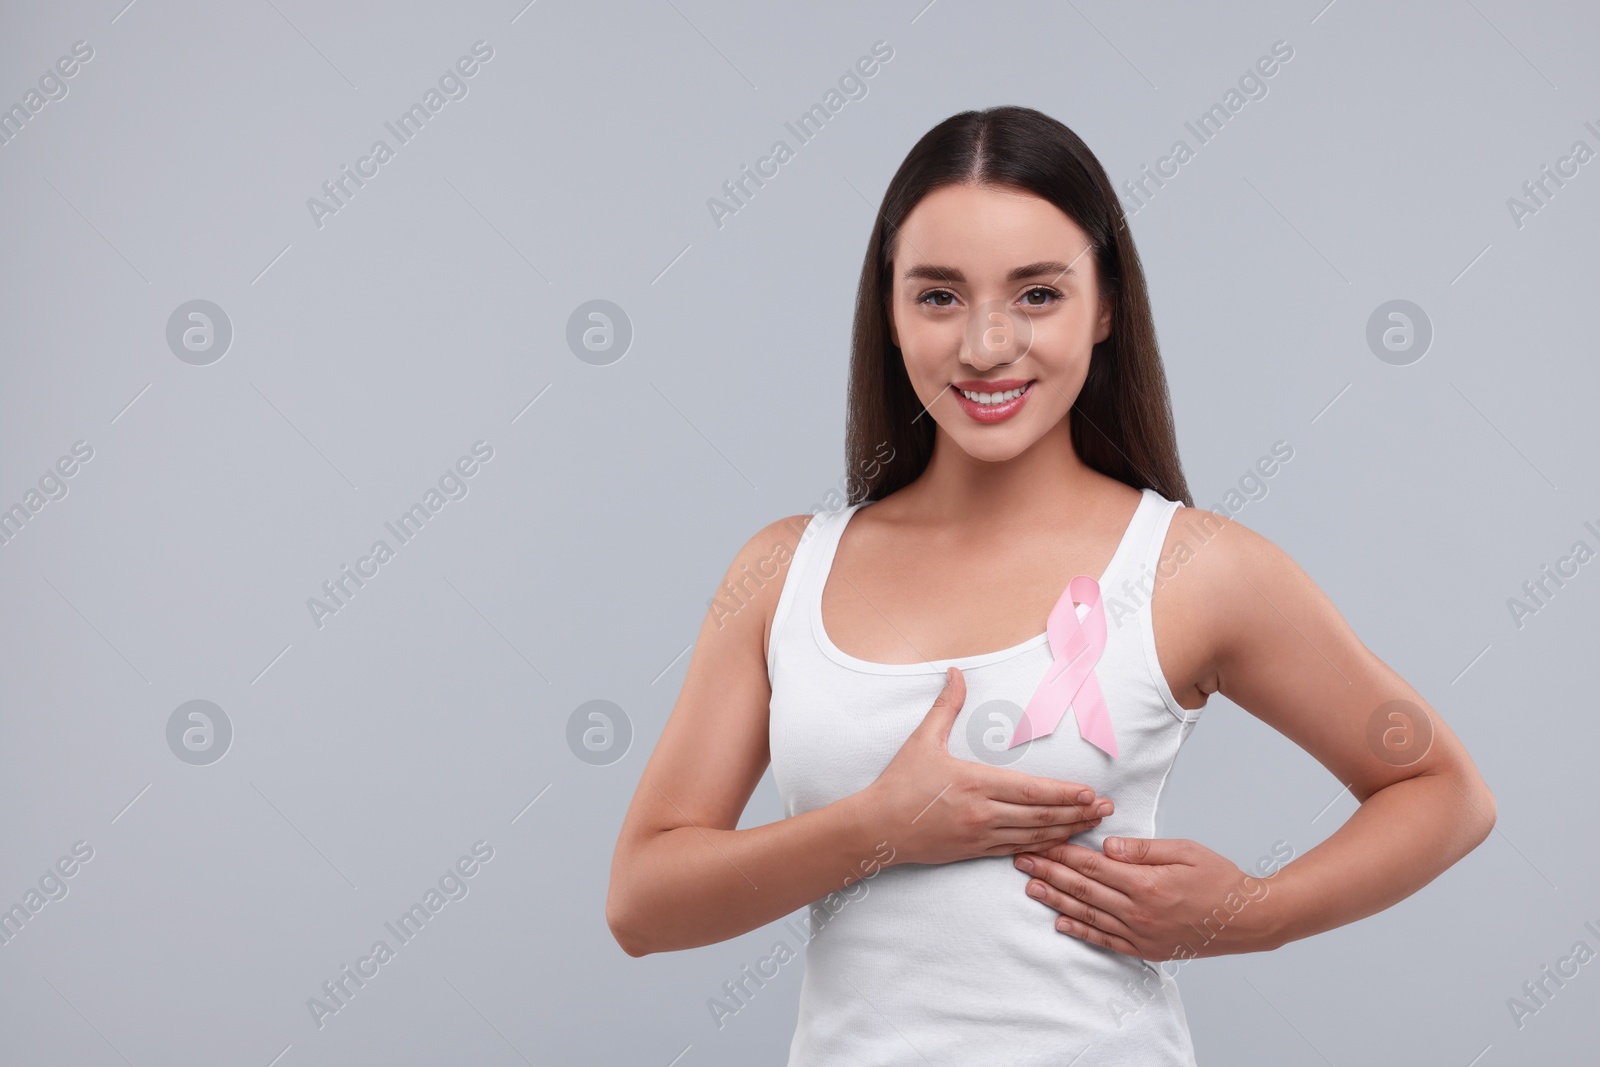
[[1023, 874, 1138, 943], [988, 797, 1111, 829], [980, 818, 1101, 852], [1039, 840, 1165, 896], [917, 666, 967, 743], [1103, 836, 1193, 866], [1055, 914, 1143, 958], [979, 765, 1103, 808], [1016, 851, 1135, 919]]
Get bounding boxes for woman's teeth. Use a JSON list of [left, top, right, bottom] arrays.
[[958, 384, 1029, 405]]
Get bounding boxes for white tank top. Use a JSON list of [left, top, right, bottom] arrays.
[[767, 486, 1202, 1066]]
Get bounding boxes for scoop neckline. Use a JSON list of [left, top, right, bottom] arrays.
[[810, 488, 1154, 676]]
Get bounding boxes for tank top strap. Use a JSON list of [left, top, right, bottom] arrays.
[[1096, 487, 1181, 604], [1098, 487, 1192, 724], [1141, 491, 1185, 589], [766, 504, 856, 686]]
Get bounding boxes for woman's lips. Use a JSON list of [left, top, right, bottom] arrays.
[[952, 380, 1035, 424]]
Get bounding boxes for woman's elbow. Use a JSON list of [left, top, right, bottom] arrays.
[[1474, 779, 1497, 841], [1456, 769, 1497, 850], [608, 870, 665, 959], [606, 879, 653, 958], [608, 914, 651, 958]]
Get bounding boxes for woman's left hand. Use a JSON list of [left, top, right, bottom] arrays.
[[1012, 836, 1283, 961]]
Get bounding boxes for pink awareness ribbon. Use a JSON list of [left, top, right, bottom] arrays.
[[1007, 575, 1117, 757]]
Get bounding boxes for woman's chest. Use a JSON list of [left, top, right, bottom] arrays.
[[768, 639, 1183, 820], [820, 559, 1083, 665]]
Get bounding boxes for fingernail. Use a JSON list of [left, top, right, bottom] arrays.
[[1096, 801, 1113, 816], [1077, 790, 1093, 803], [1028, 881, 1045, 898], [1107, 837, 1122, 854], [1014, 856, 1034, 873]]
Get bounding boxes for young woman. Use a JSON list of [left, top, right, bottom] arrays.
[[606, 106, 1495, 1065]]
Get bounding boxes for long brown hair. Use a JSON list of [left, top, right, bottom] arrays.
[[845, 105, 1193, 508]]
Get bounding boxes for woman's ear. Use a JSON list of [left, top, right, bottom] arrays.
[[1094, 295, 1114, 345]]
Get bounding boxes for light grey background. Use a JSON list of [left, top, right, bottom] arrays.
[[1, 1, 1595, 1064]]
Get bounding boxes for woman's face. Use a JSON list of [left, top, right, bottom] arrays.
[[887, 182, 1112, 463]]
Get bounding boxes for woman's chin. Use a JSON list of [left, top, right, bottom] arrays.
[[949, 432, 1037, 465]]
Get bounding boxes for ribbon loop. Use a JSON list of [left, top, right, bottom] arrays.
[[1007, 575, 1117, 758]]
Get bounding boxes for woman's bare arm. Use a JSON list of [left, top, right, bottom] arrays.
[[979, 506, 1500, 961], [606, 513, 1112, 957], [605, 515, 886, 957], [1179, 507, 1498, 947]]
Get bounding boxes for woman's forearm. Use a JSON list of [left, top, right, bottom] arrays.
[[1261, 769, 1496, 949], [607, 790, 886, 956]]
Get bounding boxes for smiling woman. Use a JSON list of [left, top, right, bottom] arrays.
[[607, 105, 1495, 1067]]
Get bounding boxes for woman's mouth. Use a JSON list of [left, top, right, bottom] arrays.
[[952, 379, 1035, 423]]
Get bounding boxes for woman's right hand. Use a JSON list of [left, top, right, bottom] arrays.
[[850, 666, 1113, 867]]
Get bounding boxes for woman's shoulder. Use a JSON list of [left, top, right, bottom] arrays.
[[1155, 503, 1314, 637], [1142, 504, 1305, 712], [701, 512, 820, 644], [724, 511, 822, 576], [1162, 504, 1288, 573]]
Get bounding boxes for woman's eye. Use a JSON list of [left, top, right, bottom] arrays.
[[917, 288, 1057, 308]]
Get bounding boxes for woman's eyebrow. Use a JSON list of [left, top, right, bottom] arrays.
[[901, 261, 1076, 283]]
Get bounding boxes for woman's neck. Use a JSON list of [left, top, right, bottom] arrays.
[[893, 419, 1119, 528]]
